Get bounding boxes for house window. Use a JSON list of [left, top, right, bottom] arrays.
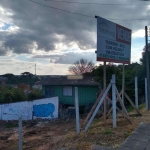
[[45, 86, 55, 97], [63, 86, 72, 96]]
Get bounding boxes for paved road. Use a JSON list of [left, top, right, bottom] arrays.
[[118, 122, 150, 150], [91, 122, 150, 150]]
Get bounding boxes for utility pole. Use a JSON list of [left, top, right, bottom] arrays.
[[35, 63, 36, 75], [145, 26, 150, 110]]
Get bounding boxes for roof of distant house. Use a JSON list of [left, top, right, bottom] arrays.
[[35, 76, 100, 86]]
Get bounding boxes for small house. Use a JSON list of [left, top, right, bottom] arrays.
[[37, 76, 101, 107]]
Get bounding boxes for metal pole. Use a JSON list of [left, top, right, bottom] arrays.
[[103, 61, 107, 123], [135, 77, 138, 109], [145, 78, 148, 110], [35, 64, 36, 75], [112, 74, 116, 128], [145, 26, 150, 110], [18, 117, 22, 150], [75, 87, 80, 134], [122, 64, 125, 104]]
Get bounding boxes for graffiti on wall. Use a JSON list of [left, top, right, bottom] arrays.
[[0, 97, 58, 120], [2, 103, 33, 120], [33, 103, 55, 118], [3, 107, 32, 117]]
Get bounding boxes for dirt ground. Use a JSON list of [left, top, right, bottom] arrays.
[[0, 106, 150, 150]]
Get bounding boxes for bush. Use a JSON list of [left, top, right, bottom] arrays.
[[27, 89, 43, 101]]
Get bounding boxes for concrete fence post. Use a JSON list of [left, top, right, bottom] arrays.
[[145, 78, 148, 110], [135, 77, 138, 109], [18, 116, 22, 150], [112, 74, 116, 128], [75, 87, 80, 133]]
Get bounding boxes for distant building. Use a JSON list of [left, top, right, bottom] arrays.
[[37, 76, 101, 106], [32, 84, 42, 90]]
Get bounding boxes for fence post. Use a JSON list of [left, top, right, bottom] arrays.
[[18, 116, 22, 150], [75, 87, 80, 133], [112, 74, 116, 128], [145, 78, 148, 110], [135, 77, 138, 109]]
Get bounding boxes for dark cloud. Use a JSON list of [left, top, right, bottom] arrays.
[[0, 0, 150, 55], [0, 45, 8, 55]]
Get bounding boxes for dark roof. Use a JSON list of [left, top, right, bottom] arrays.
[[36, 76, 100, 86]]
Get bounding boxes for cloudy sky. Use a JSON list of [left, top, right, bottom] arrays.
[[0, 0, 150, 75]]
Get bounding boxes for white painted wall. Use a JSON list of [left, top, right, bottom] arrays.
[[0, 105, 2, 120], [2, 101, 33, 120], [0, 97, 58, 120]]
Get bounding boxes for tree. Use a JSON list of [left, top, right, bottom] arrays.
[[27, 89, 43, 101], [1, 73, 14, 78], [68, 59, 95, 75], [140, 43, 150, 76], [21, 72, 33, 76]]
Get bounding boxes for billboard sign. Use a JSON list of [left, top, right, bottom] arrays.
[[96, 16, 132, 64]]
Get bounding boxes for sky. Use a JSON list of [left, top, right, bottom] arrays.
[[0, 0, 150, 75]]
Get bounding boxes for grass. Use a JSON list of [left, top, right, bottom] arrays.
[[103, 129, 112, 135], [5, 123, 18, 128], [127, 103, 145, 113], [138, 103, 145, 109], [127, 106, 134, 113]]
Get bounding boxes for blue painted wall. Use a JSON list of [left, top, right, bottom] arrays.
[[33, 103, 55, 118]]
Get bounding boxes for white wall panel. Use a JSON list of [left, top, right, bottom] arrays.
[[0, 105, 2, 120], [2, 101, 33, 120]]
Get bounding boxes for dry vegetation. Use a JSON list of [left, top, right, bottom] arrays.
[[0, 104, 150, 150]]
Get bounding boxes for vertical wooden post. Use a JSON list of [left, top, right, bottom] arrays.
[[84, 83, 112, 132], [122, 64, 125, 104], [18, 116, 22, 150], [112, 74, 116, 128], [75, 87, 80, 134], [103, 61, 106, 123], [145, 78, 148, 110], [135, 77, 138, 109]]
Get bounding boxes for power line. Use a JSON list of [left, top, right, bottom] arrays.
[[44, 0, 150, 6], [30, 0, 150, 21], [30, 0, 94, 18], [44, 0, 128, 5]]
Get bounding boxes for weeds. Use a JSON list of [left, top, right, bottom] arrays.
[[5, 123, 18, 128], [104, 129, 112, 135]]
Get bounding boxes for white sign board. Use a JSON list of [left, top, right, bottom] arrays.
[[97, 16, 131, 64]]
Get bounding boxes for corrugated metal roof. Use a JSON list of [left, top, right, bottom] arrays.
[[36, 76, 100, 86]]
